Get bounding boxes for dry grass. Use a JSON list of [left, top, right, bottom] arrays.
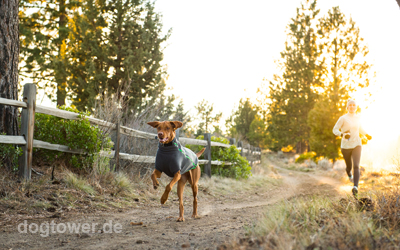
[[223, 154, 400, 250], [64, 171, 96, 195], [0, 163, 142, 222], [196, 159, 282, 197]]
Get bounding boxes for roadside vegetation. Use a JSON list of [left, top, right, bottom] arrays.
[[222, 152, 400, 250]]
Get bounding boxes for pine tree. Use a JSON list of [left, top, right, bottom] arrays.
[[266, 0, 323, 153], [68, 0, 169, 113], [19, 0, 80, 106], [308, 7, 373, 161], [194, 100, 222, 135], [247, 115, 267, 147], [226, 98, 259, 143]]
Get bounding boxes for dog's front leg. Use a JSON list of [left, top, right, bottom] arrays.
[[191, 166, 201, 219], [177, 177, 187, 222], [161, 171, 181, 204], [151, 169, 162, 189]]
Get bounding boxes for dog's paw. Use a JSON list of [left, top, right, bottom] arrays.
[[161, 193, 169, 204], [153, 184, 159, 190], [177, 217, 185, 222], [191, 214, 200, 219]]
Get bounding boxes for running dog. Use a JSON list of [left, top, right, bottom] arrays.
[[147, 121, 205, 222]]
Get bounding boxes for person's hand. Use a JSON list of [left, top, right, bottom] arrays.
[[365, 134, 372, 140], [341, 132, 350, 139]]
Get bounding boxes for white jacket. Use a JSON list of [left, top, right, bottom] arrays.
[[333, 113, 368, 149]]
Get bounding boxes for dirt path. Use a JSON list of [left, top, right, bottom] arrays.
[[0, 166, 347, 250]]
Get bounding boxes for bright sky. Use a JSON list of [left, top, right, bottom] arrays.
[[154, 0, 400, 154]]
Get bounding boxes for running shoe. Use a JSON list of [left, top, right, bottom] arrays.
[[352, 186, 358, 198], [349, 175, 353, 182]]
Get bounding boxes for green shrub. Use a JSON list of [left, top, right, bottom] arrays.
[[186, 135, 252, 179], [295, 151, 317, 163], [0, 134, 23, 171], [34, 106, 112, 170]]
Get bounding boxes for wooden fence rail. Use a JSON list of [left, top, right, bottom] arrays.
[[0, 84, 262, 179]]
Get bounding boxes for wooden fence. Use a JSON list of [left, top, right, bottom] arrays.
[[0, 84, 261, 180]]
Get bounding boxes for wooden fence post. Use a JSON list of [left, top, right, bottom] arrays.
[[203, 133, 211, 177], [19, 84, 36, 180], [113, 121, 121, 172], [250, 145, 253, 167], [238, 141, 243, 156]]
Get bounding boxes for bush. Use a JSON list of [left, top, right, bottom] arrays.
[[318, 158, 332, 170], [303, 159, 317, 168], [34, 106, 112, 170], [295, 151, 317, 163], [186, 135, 252, 179], [0, 135, 22, 171]]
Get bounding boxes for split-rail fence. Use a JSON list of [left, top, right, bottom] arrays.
[[0, 84, 261, 180]]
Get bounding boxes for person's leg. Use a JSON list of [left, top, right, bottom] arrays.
[[351, 146, 362, 188], [341, 148, 353, 178]]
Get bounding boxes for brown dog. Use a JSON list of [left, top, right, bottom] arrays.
[[147, 121, 205, 222]]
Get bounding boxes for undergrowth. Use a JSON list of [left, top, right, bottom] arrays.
[[235, 154, 400, 250], [187, 135, 252, 179]]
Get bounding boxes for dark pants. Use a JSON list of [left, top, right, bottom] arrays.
[[341, 146, 362, 187]]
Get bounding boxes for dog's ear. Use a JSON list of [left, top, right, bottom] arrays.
[[170, 121, 183, 129], [147, 121, 160, 128]]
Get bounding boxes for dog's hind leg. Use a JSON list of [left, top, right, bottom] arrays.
[[161, 171, 181, 204], [151, 169, 162, 189], [177, 175, 188, 222]]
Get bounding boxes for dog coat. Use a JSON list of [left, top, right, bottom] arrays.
[[155, 138, 198, 177]]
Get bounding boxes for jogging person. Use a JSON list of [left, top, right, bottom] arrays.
[[333, 99, 372, 197]]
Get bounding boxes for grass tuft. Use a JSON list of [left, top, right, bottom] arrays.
[[114, 172, 133, 194], [64, 171, 96, 195]]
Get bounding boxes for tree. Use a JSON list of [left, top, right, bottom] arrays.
[[19, 0, 80, 106], [68, 0, 169, 113], [226, 98, 260, 145], [0, 0, 20, 168], [247, 115, 267, 147], [265, 0, 323, 153], [194, 100, 222, 135], [308, 7, 373, 161]]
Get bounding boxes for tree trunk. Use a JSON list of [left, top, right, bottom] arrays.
[[56, 0, 66, 107], [0, 0, 20, 169]]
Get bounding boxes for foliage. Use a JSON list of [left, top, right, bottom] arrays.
[[186, 135, 252, 179], [194, 100, 222, 135], [67, 0, 169, 113], [308, 96, 343, 161], [295, 151, 317, 163], [265, 0, 323, 153], [19, 0, 170, 111], [0, 136, 23, 171], [19, 0, 80, 105], [247, 115, 267, 148], [226, 98, 263, 146], [34, 106, 112, 170]]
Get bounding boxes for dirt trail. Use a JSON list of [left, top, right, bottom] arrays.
[[0, 166, 347, 250]]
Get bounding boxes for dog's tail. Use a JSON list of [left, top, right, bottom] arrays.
[[196, 148, 206, 158]]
